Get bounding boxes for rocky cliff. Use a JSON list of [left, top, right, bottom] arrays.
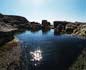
[[54, 21, 86, 36], [0, 13, 30, 30], [0, 13, 30, 46]]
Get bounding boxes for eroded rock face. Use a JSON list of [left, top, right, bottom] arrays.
[[30, 22, 42, 32], [54, 21, 68, 28], [0, 13, 30, 46], [56, 24, 63, 29], [53, 21, 86, 36], [73, 24, 86, 36], [65, 23, 77, 34], [42, 20, 51, 28], [1, 14, 30, 30]]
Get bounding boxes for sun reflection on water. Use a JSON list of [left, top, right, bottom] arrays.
[[30, 48, 43, 66]]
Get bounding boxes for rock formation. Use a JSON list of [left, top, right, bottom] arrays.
[[69, 48, 86, 70], [0, 13, 30, 46], [73, 24, 86, 36], [0, 13, 86, 45], [30, 22, 42, 32], [53, 21, 86, 36]]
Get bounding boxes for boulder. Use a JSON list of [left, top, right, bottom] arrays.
[[73, 24, 86, 36], [2, 15, 30, 30], [65, 23, 77, 34], [0, 13, 30, 46], [54, 21, 68, 28], [42, 20, 51, 29], [55, 24, 64, 32]]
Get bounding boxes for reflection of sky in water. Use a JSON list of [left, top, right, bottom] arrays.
[[16, 29, 84, 48]]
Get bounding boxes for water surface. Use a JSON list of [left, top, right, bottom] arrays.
[[0, 29, 86, 70], [16, 29, 86, 70]]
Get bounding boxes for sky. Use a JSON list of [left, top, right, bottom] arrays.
[[0, 0, 86, 23]]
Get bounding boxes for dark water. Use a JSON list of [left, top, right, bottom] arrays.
[[0, 29, 86, 70], [15, 29, 86, 70]]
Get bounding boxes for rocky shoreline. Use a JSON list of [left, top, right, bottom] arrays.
[[69, 48, 86, 70], [0, 13, 29, 46], [0, 13, 86, 45], [54, 21, 86, 36], [0, 13, 86, 70]]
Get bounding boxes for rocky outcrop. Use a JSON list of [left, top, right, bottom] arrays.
[[0, 22, 15, 46], [69, 48, 86, 70], [0, 13, 30, 30], [56, 24, 64, 31], [54, 21, 68, 28], [73, 24, 86, 36], [0, 13, 30, 46], [41, 20, 51, 32], [0, 13, 86, 45], [30, 22, 42, 32], [42, 20, 51, 28], [65, 23, 78, 34], [0, 22, 17, 32], [54, 21, 86, 36]]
